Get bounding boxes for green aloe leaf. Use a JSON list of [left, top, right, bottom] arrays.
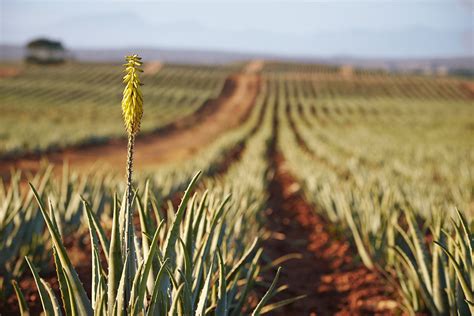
[[12, 280, 30, 316], [132, 219, 166, 315], [25, 257, 55, 316], [29, 184, 93, 315], [108, 194, 123, 315], [252, 267, 282, 316], [434, 241, 474, 314], [196, 259, 214, 316], [216, 249, 228, 316]]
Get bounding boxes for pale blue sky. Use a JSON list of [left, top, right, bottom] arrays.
[[1, 0, 473, 57]]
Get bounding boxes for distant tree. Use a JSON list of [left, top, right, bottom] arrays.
[[25, 38, 66, 64], [449, 68, 474, 79]]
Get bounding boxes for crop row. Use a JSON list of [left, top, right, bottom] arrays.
[[1, 61, 472, 315], [263, 64, 471, 100], [0, 74, 303, 314], [0, 63, 235, 157], [269, 69, 473, 315]]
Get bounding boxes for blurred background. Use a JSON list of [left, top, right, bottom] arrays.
[[1, 0, 473, 73], [1, 2, 474, 315]]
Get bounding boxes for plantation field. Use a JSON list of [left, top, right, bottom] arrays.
[[0, 62, 238, 157], [0, 60, 473, 315]]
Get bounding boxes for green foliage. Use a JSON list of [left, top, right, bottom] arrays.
[[4, 60, 473, 315], [0, 63, 236, 157], [20, 172, 283, 315], [268, 65, 474, 315]]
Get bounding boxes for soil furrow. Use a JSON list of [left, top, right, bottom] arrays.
[[0, 65, 261, 179], [0, 72, 267, 314], [262, 105, 396, 315]]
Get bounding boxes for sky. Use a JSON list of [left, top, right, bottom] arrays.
[[1, 0, 473, 58]]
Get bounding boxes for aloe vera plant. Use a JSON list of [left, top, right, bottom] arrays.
[[267, 65, 473, 315], [4, 59, 472, 315], [19, 171, 288, 315], [11, 56, 290, 315], [0, 62, 236, 158]]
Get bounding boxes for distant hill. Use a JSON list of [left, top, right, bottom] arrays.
[[1, 44, 473, 76], [0, 44, 262, 64]]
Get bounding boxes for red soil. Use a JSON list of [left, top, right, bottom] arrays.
[[0, 62, 261, 179], [461, 81, 474, 98], [0, 66, 21, 78], [2, 236, 94, 315], [263, 153, 398, 315], [1, 60, 401, 315], [0, 118, 255, 315]]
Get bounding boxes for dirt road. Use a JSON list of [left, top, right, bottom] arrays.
[[0, 62, 261, 177]]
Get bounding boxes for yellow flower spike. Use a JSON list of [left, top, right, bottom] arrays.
[[121, 54, 143, 136], [121, 55, 144, 301]]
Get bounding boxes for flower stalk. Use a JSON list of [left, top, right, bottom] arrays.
[[121, 54, 143, 305], [122, 54, 143, 229]]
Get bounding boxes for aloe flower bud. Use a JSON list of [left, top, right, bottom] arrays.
[[122, 54, 143, 136]]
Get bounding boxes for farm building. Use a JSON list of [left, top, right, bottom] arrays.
[[25, 38, 67, 64]]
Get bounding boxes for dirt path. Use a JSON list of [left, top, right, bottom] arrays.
[[263, 153, 397, 315], [143, 61, 163, 75], [244, 59, 264, 74], [262, 109, 397, 315], [0, 62, 261, 177], [0, 66, 21, 78]]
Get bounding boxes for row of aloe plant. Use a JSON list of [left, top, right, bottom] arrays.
[[0, 57, 268, 297], [0, 164, 121, 296], [16, 171, 280, 315], [272, 71, 473, 315], [6, 56, 289, 315]]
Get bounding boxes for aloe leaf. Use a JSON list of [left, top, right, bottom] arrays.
[[29, 184, 93, 315], [260, 295, 306, 314], [83, 200, 104, 307], [129, 262, 145, 311], [405, 210, 433, 294], [52, 244, 72, 316], [192, 191, 208, 236], [230, 249, 262, 316], [252, 267, 281, 316], [216, 249, 228, 316], [82, 198, 110, 262], [261, 253, 303, 272], [108, 194, 123, 315], [191, 195, 229, 304], [132, 219, 165, 315], [25, 257, 55, 315], [63, 267, 79, 316], [136, 189, 159, 294], [431, 229, 448, 314], [49, 205, 72, 316], [339, 197, 374, 269], [136, 191, 152, 256], [434, 241, 474, 312], [177, 238, 193, 314], [12, 280, 30, 316], [168, 283, 185, 316], [147, 258, 169, 316], [394, 246, 438, 314], [454, 208, 473, 258], [196, 259, 214, 316], [161, 172, 201, 294], [95, 284, 107, 315], [226, 238, 258, 282], [41, 278, 63, 316], [114, 252, 130, 316], [164, 171, 201, 262]]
